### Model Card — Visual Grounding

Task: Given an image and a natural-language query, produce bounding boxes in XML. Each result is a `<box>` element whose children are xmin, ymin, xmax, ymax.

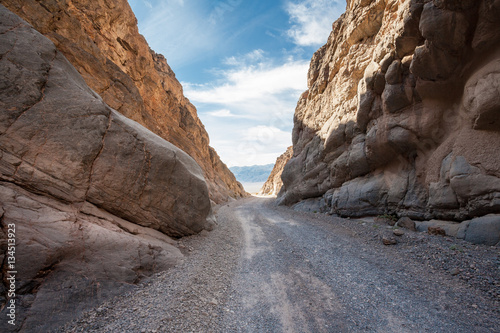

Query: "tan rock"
<box><xmin>1</xmin><ymin>0</ymin><xmax>246</xmax><ymax>203</ymax></box>
<box><xmin>396</xmin><ymin>217</ymin><xmax>417</xmax><ymax>232</ymax></box>
<box><xmin>259</xmin><ymin>146</ymin><xmax>293</xmax><ymax>196</ymax></box>
<box><xmin>275</xmin><ymin>0</ymin><xmax>500</xmax><ymax>225</ymax></box>
<box><xmin>383</xmin><ymin>237</ymin><xmax>397</xmax><ymax>245</ymax></box>
<box><xmin>0</xmin><ymin>6</ymin><xmax>213</xmax><ymax>330</ymax></box>
<box><xmin>428</xmin><ymin>226</ymin><xmax>447</xmax><ymax>236</ymax></box>
<box><xmin>393</xmin><ymin>229</ymin><xmax>405</xmax><ymax>237</ymax></box>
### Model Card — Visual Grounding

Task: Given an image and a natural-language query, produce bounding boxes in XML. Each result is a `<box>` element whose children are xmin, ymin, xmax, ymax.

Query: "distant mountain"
<box><xmin>230</xmin><ymin>164</ymin><xmax>274</xmax><ymax>183</ymax></box>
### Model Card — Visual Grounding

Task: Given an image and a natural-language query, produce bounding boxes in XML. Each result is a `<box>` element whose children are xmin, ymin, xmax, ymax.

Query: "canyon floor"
<box><xmin>61</xmin><ymin>197</ymin><xmax>499</xmax><ymax>333</ymax></box>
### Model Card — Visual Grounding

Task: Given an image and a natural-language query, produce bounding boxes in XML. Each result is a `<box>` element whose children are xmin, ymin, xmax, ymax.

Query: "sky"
<box><xmin>128</xmin><ymin>0</ymin><xmax>346</xmax><ymax>167</ymax></box>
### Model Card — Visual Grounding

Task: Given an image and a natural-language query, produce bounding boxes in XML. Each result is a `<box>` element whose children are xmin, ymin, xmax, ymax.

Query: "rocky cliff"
<box><xmin>0</xmin><ymin>0</ymin><xmax>246</xmax><ymax>203</ymax></box>
<box><xmin>277</xmin><ymin>0</ymin><xmax>500</xmax><ymax>222</ymax></box>
<box><xmin>259</xmin><ymin>147</ymin><xmax>293</xmax><ymax>196</ymax></box>
<box><xmin>0</xmin><ymin>5</ymin><xmax>216</xmax><ymax>331</ymax></box>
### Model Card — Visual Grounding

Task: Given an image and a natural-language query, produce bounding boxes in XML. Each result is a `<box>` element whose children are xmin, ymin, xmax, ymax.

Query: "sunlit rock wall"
<box><xmin>278</xmin><ymin>0</ymin><xmax>500</xmax><ymax>221</ymax></box>
<box><xmin>0</xmin><ymin>0</ymin><xmax>246</xmax><ymax>203</ymax></box>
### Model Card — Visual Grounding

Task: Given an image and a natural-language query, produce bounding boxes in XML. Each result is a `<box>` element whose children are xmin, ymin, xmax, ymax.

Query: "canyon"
<box><xmin>0</xmin><ymin>0</ymin><xmax>499</xmax><ymax>331</ymax></box>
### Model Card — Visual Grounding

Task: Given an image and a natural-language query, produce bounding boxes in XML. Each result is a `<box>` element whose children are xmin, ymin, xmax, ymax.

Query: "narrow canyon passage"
<box><xmin>66</xmin><ymin>197</ymin><xmax>499</xmax><ymax>333</ymax></box>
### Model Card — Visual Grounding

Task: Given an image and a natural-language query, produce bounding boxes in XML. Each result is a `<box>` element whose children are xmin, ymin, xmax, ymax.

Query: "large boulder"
<box><xmin>1</xmin><ymin>0</ymin><xmax>246</xmax><ymax>203</ymax></box>
<box><xmin>0</xmin><ymin>6</ymin><xmax>213</xmax><ymax>331</ymax></box>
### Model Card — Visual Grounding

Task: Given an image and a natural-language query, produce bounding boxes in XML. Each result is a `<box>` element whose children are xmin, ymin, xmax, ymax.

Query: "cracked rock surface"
<box><xmin>0</xmin><ymin>6</ymin><xmax>213</xmax><ymax>331</ymax></box>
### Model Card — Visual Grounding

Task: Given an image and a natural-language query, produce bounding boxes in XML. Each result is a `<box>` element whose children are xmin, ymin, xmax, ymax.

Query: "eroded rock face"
<box><xmin>0</xmin><ymin>0</ymin><xmax>246</xmax><ymax>203</ymax></box>
<box><xmin>277</xmin><ymin>0</ymin><xmax>500</xmax><ymax>222</ymax></box>
<box><xmin>0</xmin><ymin>6</ymin><xmax>212</xmax><ymax>330</ymax></box>
<box><xmin>259</xmin><ymin>147</ymin><xmax>293</xmax><ymax>196</ymax></box>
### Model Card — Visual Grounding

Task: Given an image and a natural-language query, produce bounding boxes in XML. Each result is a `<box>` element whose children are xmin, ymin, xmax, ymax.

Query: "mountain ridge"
<box><xmin>230</xmin><ymin>164</ymin><xmax>275</xmax><ymax>183</ymax></box>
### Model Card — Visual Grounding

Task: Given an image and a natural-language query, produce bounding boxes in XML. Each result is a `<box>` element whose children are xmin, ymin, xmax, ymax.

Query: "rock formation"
<box><xmin>0</xmin><ymin>5</ymin><xmax>214</xmax><ymax>330</ymax></box>
<box><xmin>276</xmin><ymin>0</ymin><xmax>500</xmax><ymax>224</ymax></box>
<box><xmin>259</xmin><ymin>147</ymin><xmax>293</xmax><ymax>196</ymax></box>
<box><xmin>0</xmin><ymin>0</ymin><xmax>246</xmax><ymax>203</ymax></box>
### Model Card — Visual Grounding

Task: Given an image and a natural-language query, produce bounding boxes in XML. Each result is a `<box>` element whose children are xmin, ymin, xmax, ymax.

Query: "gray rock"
<box><xmin>385</xmin><ymin>60</ymin><xmax>402</xmax><ymax>85</ymax></box>
<box><xmin>382</xmin><ymin>83</ymin><xmax>412</xmax><ymax>113</ymax></box>
<box><xmin>463</xmin><ymin>59</ymin><xmax>500</xmax><ymax>131</ymax></box>
<box><xmin>273</xmin><ymin>0</ymin><xmax>500</xmax><ymax>226</ymax></box>
<box><xmin>464</xmin><ymin>215</ymin><xmax>500</xmax><ymax>246</ymax></box>
<box><xmin>292</xmin><ymin>197</ymin><xmax>327</xmax><ymax>213</ymax></box>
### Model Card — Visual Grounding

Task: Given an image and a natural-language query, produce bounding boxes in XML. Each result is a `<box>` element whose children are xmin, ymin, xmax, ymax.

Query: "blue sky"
<box><xmin>129</xmin><ymin>0</ymin><xmax>346</xmax><ymax>166</ymax></box>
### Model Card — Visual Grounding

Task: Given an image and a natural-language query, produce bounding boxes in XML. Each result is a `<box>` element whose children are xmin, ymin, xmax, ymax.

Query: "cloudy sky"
<box><xmin>128</xmin><ymin>0</ymin><xmax>346</xmax><ymax>167</ymax></box>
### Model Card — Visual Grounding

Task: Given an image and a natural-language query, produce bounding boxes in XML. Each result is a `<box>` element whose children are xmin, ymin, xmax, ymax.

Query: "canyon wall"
<box><xmin>0</xmin><ymin>0</ymin><xmax>246</xmax><ymax>203</ymax></box>
<box><xmin>0</xmin><ymin>5</ymin><xmax>217</xmax><ymax>331</ymax></box>
<box><xmin>260</xmin><ymin>147</ymin><xmax>293</xmax><ymax>196</ymax></box>
<box><xmin>277</xmin><ymin>0</ymin><xmax>500</xmax><ymax>221</ymax></box>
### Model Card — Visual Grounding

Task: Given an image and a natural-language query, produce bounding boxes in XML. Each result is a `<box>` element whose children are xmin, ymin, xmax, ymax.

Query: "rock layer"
<box><xmin>0</xmin><ymin>0</ymin><xmax>246</xmax><ymax>203</ymax></box>
<box><xmin>0</xmin><ymin>6</ymin><xmax>212</xmax><ymax>330</ymax></box>
<box><xmin>277</xmin><ymin>0</ymin><xmax>500</xmax><ymax>222</ymax></box>
<box><xmin>259</xmin><ymin>147</ymin><xmax>293</xmax><ymax>196</ymax></box>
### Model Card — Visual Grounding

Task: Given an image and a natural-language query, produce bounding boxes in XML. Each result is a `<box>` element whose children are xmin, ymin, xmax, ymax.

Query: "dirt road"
<box><xmin>64</xmin><ymin>197</ymin><xmax>499</xmax><ymax>332</ymax></box>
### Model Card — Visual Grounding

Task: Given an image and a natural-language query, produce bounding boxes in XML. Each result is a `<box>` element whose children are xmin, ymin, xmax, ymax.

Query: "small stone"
<box><xmin>396</xmin><ymin>217</ymin><xmax>416</xmax><ymax>231</ymax></box>
<box><xmin>428</xmin><ymin>226</ymin><xmax>446</xmax><ymax>236</ymax></box>
<box><xmin>450</xmin><ymin>268</ymin><xmax>460</xmax><ymax>276</ymax></box>
<box><xmin>393</xmin><ymin>229</ymin><xmax>404</xmax><ymax>236</ymax></box>
<box><xmin>383</xmin><ymin>237</ymin><xmax>397</xmax><ymax>245</ymax></box>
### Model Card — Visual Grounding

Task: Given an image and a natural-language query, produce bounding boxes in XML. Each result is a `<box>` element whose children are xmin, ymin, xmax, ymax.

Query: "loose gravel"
<box><xmin>59</xmin><ymin>197</ymin><xmax>499</xmax><ymax>332</ymax></box>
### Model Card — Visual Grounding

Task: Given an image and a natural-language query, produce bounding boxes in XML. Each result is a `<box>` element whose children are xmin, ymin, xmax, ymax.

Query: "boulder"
<box><xmin>0</xmin><ymin>183</ymin><xmax>183</xmax><ymax>332</ymax></box>
<box><xmin>1</xmin><ymin>0</ymin><xmax>246</xmax><ymax>203</ymax></box>
<box><xmin>464</xmin><ymin>215</ymin><xmax>500</xmax><ymax>246</ymax></box>
<box><xmin>0</xmin><ymin>6</ymin><xmax>213</xmax><ymax>330</ymax></box>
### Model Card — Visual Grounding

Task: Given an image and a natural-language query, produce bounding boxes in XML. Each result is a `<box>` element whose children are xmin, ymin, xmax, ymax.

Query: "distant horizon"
<box><xmin>128</xmin><ymin>0</ymin><xmax>346</xmax><ymax>167</ymax></box>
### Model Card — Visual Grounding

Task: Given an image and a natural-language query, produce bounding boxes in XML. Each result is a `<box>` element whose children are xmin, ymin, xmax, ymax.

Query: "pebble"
<box><xmin>393</xmin><ymin>229</ymin><xmax>404</xmax><ymax>236</ymax></box>
<box><xmin>383</xmin><ymin>237</ymin><xmax>397</xmax><ymax>245</ymax></box>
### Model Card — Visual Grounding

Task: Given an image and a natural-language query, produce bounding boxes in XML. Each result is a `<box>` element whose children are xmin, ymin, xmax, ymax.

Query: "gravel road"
<box><xmin>62</xmin><ymin>197</ymin><xmax>499</xmax><ymax>332</ymax></box>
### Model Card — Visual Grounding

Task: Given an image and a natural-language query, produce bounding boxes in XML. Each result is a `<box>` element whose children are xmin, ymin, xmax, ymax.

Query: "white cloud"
<box><xmin>223</xmin><ymin>49</ymin><xmax>265</xmax><ymax>66</ymax></box>
<box><xmin>183</xmin><ymin>56</ymin><xmax>308</xmax><ymax>107</ymax></box>
<box><xmin>208</xmin><ymin>109</ymin><xmax>240</xmax><ymax>117</ymax></box>
<box><xmin>209</xmin><ymin>125</ymin><xmax>292</xmax><ymax>167</ymax></box>
<box><xmin>286</xmin><ymin>0</ymin><xmax>344</xmax><ymax>46</ymax></box>
<box><xmin>182</xmin><ymin>51</ymin><xmax>307</xmax><ymax>166</ymax></box>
